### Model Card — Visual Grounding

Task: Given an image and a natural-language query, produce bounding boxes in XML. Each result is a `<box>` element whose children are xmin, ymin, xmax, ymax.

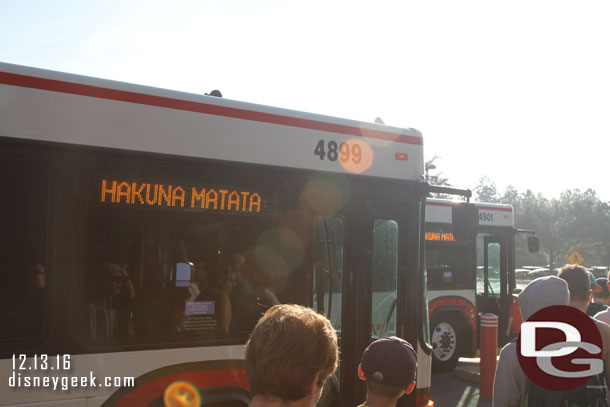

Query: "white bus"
<box><xmin>0</xmin><ymin>62</ymin><xmax>464</xmax><ymax>407</ymax></box>
<box><xmin>425</xmin><ymin>198</ymin><xmax>538</xmax><ymax>371</ymax></box>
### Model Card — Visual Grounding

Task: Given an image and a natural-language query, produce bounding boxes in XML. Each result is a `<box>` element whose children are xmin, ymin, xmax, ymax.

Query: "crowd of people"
<box><xmin>245</xmin><ymin>303</ymin><xmax>417</xmax><ymax>407</ymax></box>
<box><xmin>83</xmin><ymin>251</ymin><xmax>286</xmax><ymax>339</ymax></box>
<box><xmin>241</xmin><ymin>264</ymin><xmax>610</xmax><ymax>407</ymax></box>
<box><xmin>493</xmin><ymin>264</ymin><xmax>610</xmax><ymax>407</ymax></box>
<box><xmin>22</xmin><ymin>257</ymin><xmax>609</xmax><ymax>406</ymax></box>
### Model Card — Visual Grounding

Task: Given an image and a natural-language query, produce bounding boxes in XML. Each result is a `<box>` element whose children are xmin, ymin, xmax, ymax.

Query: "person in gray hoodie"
<box><xmin>492</xmin><ymin>276</ymin><xmax>570</xmax><ymax>407</ymax></box>
<box><xmin>493</xmin><ymin>273</ymin><xmax>610</xmax><ymax>407</ymax></box>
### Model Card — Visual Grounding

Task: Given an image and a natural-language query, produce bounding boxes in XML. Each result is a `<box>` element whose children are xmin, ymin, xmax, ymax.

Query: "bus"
<box><xmin>425</xmin><ymin>198</ymin><xmax>538</xmax><ymax>371</ymax></box>
<box><xmin>0</xmin><ymin>62</ymin><xmax>476</xmax><ymax>407</ymax></box>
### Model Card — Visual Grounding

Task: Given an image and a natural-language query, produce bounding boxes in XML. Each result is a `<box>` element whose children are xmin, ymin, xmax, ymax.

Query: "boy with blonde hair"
<box><xmin>245</xmin><ymin>304</ymin><xmax>338</xmax><ymax>407</ymax></box>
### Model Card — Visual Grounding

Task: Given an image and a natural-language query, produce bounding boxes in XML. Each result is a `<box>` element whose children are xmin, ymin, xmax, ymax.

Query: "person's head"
<box><xmin>245</xmin><ymin>304</ymin><xmax>338</xmax><ymax>405</ymax></box>
<box><xmin>193</xmin><ymin>261</ymin><xmax>208</xmax><ymax>287</ymax></box>
<box><xmin>229</xmin><ymin>254</ymin><xmax>245</xmax><ymax>285</ymax></box>
<box><xmin>593</xmin><ymin>278</ymin><xmax>610</xmax><ymax>305</ymax></box>
<box><xmin>103</xmin><ymin>263</ymin><xmax>124</xmax><ymax>296</ymax></box>
<box><xmin>357</xmin><ymin>336</ymin><xmax>417</xmax><ymax>401</ymax></box>
<box><xmin>30</xmin><ymin>263</ymin><xmax>46</xmax><ymax>288</ymax></box>
<box><xmin>216</xmin><ymin>254</ymin><xmax>245</xmax><ymax>293</ymax></box>
<box><xmin>230</xmin><ymin>253</ymin><xmax>246</xmax><ymax>273</ymax></box>
<box><xmin>518</xmin><ymin>276</ymin><xmax>570</xmax><ymax>321</ymax></box>
<box><xmin>558</xmin><ymin>264</ymin><xmax>591</xmax><ymax>312</ymax></box>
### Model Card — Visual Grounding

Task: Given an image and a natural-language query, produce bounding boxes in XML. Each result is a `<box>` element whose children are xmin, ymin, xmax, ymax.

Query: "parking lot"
<box><xmin>431</xmin><ymin>360</ymin><xmax>491</xmax><ymax>407</ymax></box>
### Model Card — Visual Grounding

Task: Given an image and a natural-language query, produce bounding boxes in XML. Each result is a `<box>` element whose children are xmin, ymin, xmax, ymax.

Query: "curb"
<box><xmin>453</xmin><ymin>356</ymin><xmax>500</xmax><ymax>385</ymax></box>
<box><xmin>453</xmin><ymin>365</ymin><xmax>480</xmax><ymax>384</ymax></box>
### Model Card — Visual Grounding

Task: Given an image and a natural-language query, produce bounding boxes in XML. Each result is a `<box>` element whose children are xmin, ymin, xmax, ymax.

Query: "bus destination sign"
<box><xmin>99</xmin><ymin>179</ymin><xmax>263</xmax><ymax>214</ymax></box>
<box><xmin>425</xmin><ymin>232</ymin><xmax>456</xmax><ymax>242</ymax></box>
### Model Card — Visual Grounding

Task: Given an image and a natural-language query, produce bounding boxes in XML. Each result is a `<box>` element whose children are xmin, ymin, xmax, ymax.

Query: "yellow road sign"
<box><xmin>568</xmin><ymin>251</ymin><xmax>584</xmax><ymax>265</ymax></box>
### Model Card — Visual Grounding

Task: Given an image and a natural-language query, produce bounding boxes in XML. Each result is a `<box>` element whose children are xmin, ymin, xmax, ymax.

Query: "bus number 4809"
<box><xmin>314</xmin><ymin>139</ymin><xmax>362</xmax><ymax>164</ymax></box>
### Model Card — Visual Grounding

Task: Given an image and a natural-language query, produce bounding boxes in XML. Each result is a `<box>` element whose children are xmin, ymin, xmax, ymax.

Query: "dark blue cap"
<box><xmin>360</xmin><ymin>336</ymin><xmax>417</xmax><ymax>387</ymax></box>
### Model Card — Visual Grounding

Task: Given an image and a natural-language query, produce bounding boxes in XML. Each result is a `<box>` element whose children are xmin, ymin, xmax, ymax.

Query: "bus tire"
<box><xmin>430</xmin><ymin>315</ymin><xmax>461</xmax><ymax>372</ymax></box>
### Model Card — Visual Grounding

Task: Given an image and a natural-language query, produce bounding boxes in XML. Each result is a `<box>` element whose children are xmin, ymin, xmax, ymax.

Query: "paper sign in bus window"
<box><xmin>185</xmin><ymin>301</ymin><xmax>215</xmax><ymax>316</ymax></box>
<box><xmin>443</xmin><ymin>271</ymin><xmax>453</xmax><ymax>284</ymax></box>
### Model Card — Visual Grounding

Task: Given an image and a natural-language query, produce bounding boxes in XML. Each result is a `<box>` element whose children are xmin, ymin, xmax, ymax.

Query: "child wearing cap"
<box><xmin>587</xmin><ymin>272</ymin><xmax>609</xmax><ymax>316</ymax></box>
<box><xmin>357</xmin><ymin>336</ymin><xmax>417</xmax><ymax>407</ymax></box>
<box><xmin>593</xmin><ymin>278</ymin><xmax>610</xmax><ymax>306</ymax></box>
<box><xmin>594</xmin><ymin>277</ymin><xmax>610</xmax><ymax>325</ymax></box>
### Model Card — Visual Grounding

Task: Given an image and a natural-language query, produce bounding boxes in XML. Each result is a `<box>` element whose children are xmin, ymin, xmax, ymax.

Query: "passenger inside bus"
<box><xmin>210</xmin><ymin>254</ymin><xmax>245</xmax><ymax>333</ymax></box>
<box><xmin>230</xmin><ymin>253</ymin><xmax>285</xmax><ymax>333</ymax></box>
<box><xmin>81</xmin><ymin>217</ymin><xmax>300</xmax><ymax>340</ymax></box>
<box><xmin>87</xmin><ymin>262</ymin><xmax>135</xmax><ymax>339</ymax></box>
<box><xmin>8</xmin><ymin>262</ymin><xmax>47</xmax><ymax>338</ymax></box>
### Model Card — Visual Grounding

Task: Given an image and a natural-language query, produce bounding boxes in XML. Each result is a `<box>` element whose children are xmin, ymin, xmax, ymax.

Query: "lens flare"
<box><xmin>303</xmin><ymin>173</ymin><xmax>351</xmax><ymax>216</ymax></box>
<box><xmin>163</xmin><ymin>381</ymin><xmax>201</xmax><ymax>407</ymax></box>
<box><xmin>339</xmin><ymin>138</ymin><xmax>374</xmax><ymax>174</ymax></box>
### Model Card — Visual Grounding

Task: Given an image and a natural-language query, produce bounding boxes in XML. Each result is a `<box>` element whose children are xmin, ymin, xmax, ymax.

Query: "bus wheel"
<box><xmin>431</xmin><ymin>317</ymin><xmax>460</xmax><ymax>372</ymax></box>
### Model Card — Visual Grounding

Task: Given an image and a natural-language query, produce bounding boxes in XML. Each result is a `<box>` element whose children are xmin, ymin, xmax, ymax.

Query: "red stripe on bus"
<box><xmin>475</xmin><ymin>205</ymin><xmax>512</xmax><ymax>212</ymax></box>
<box><xmin>425</xmin><ymin>201</ymin><xmax>512</xmax><ymax>212</ymax></box>
<box><xmin>111</xmin><ymin>368</ymin><xmax>248</xmax><ymax>407</ymax></box>
<box><xmin>0</xmin><ymin>71</ymin><xmax>423</xmax><ymax>145</ymax></box>
<box><xmin>429</xmin><ymin>296</ymin><xmax>477</xmax><ymax>355</ymax></box>
<box><xmin>425</xmin><ymin>202</ymin><xmax>453</xmax><ymax>207</ymax></box>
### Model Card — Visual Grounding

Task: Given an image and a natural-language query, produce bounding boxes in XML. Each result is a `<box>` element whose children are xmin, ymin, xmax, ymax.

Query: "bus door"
<box><xmin>478</xmin><ymin>234</ymin><xmax>509</xmax><ymax>343</ymax></box>
<box><xmin>342</xmin><ymin>199</ymin><xmax>416</xmax><ymax>407</ymax></box>
<box><xmin>314</xmin><ymin>196</ymin><xmax>418</xmax><ymax>407</ymax></box>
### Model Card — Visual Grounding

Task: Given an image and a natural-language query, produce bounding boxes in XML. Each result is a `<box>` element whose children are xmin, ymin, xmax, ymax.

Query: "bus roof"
<box><xmin>0</xmin><ymin>62</ymin><xmax>424</xmax><ymax>181</ymax></box>
<box><xmin>425</xmin><ymin>198</ymin><xmax>514</xmax><ymax>228</ymax></box>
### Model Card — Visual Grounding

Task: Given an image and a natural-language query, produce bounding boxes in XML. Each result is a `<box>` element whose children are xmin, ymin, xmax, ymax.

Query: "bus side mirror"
<box><xmin>527</xmin><ymin>236</ymin><xmax>540</xmax><ymax>253</ymax></box>
<box><xmin>452</xmin><ymin>202</ymin><xmax>479</xmax><ymax>241</ymax></box>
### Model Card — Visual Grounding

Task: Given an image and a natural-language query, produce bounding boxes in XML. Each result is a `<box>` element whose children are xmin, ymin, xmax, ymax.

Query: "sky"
<box><xmin>3</xmin><ymin>0</ymin><xmax>610</xmax><ymax>201</ymax></box>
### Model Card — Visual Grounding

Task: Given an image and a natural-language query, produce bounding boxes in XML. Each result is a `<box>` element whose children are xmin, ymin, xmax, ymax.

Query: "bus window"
<box><xmin>486</xmin><ymin>242</ymin><xmax>502</xmax><ymax>296</ymax></box>
<box><xmin>313</xmin><ymin>217</ymin><xmax>344</xmax><ymax>334</ymax></box>
<box><xmin>426</xmin><ymin>245</ymin><xmax>470</xmax><ymax>289</ymax></box>
<box><xmin>0</xmin><ymin>157</ymin><xmax>50</xmax><ymax>342</ymax></box>
<box><xmin>313</xmin><ymin>217</ymin><xmax>344</xmax><ymax>407</ymax></box>
<box><xmin>79</xmin><ymin>166</ymin><xmax>297</xmax><ymax>343</ymax></box>
<box><xmin>476</xmin><ymin>234</ymin><xmax>487</xmax><ymax>294</ymax></box>
<box><xmin>371</xmin><ymin>219</ymin><xmax>398</xmax><ymax>339</ymax></box>
<box><xmin>476</xmin><ymin>234</ymin><xmax>502</xmax><ymax>297</ymax></box>
<box><xmin>82</xmin><ymin>215</ymin><xmax>298</xmax><ymax>341</ymax></box>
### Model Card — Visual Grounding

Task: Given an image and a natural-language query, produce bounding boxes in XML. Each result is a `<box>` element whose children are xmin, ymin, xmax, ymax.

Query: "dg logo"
<box><xmin>517</xmin><ymin>305</ymin><xmax>603</xmax><ymax>390</ymax></box>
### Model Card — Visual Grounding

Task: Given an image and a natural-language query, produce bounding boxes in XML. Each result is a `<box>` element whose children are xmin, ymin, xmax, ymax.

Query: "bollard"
<box><xmin>480</xmin><ymin>313</ymin><xmax>498</xmax><ymax>399</ymax></box>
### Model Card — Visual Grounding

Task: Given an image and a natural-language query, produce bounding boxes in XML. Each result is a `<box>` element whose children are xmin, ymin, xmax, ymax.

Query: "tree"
<box><xmin>500</xmin><ymin>185</ymin><xmax>520</xmax><ymax>208</ymax></box>
<box><xmin>425</xmin><ymin>155</ymin><xmax>453</xmax><ymax>199</ymax></box>
<box><xmin>484</xmin><ymin>183</ymin><xmax>610</xmax><ymax>270</ymax></box>
<box><xmin>553</xmin><ymin>189</ymin><xmax>610</xmax><ymax>267</ymax></box>
<box><xmin>474</xmin><ymin>176</ymin><xmax>499</xmax><ymax>203</ymax></box>
<box><xmin>425</xmin><ymin>155</ymin><xmax>451</xmax><ymax>186</ymax></box>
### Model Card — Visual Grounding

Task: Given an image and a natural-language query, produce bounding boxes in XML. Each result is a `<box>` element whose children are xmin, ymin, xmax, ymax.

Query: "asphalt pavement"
<box><xmin>430</xmin><ymin>359</ymin><xmax>492</xmax><ymax>407</ymax></box>
<box><xmin>429</xmin><ymin>279</ymin><xmax>531</xmax><ymax>406</ymax></box>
